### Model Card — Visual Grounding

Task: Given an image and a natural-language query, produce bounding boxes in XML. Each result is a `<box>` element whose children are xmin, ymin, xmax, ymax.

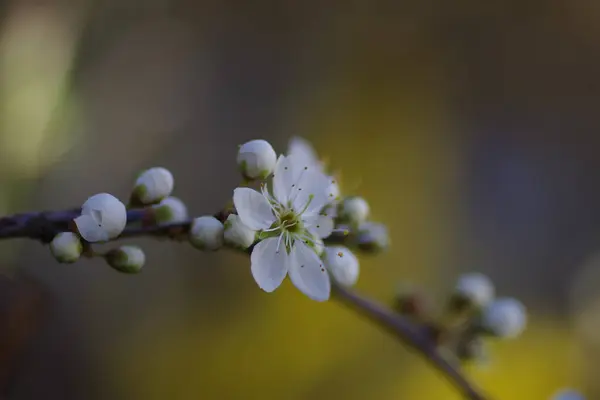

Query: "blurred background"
<box><xmin>0</xmin><ymin>0</ymin><xmax>599</xmax><ymax>399</ymax></box>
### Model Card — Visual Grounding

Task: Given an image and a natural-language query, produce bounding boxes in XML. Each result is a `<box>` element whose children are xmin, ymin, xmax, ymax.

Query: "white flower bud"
<box><xmin>133</xmin><ymin>167</ymin><xmax>174</xmax><ymax>204</ymax></box>
<box><xmin>454</xmin><ymin>272</ymin><xmax>495</xmax><ymax>308</ymax></box>
<box><xmin>189</xmin><ymin>216</ymin><xmax>224</xmax><ymax>250</ymax></box>
<box><xmin>49</xmin><ymin>232</ymin><xmax>82</xmax><ymax>263</ymax></box>
<box><xmin>237</xmin><ymin>139</ymin><xmax>277</xmax><ymax>180</ymax></box>
<box><xmin>74</xmin><ymin>193</ymin><xmax>127</xmax><ymax>242</ymax></box>
<box><xmin>339</xmin><ymin>196</ymin><xmax>370</xmax><ymax>224</ymax></box>
<box><xmin>481</xmin><ymin>297</ymin><xmax>527</xmax><ymax>339</ymax></box>
<box><xmin>105</xmin><ymin>245</ymin><xmax>145</xmax><ymax>273</ymax></box>
<box><xmin>550</xmin><ymin>389</ymin><xmax>585</xmax><ymax>400</ymax></box>
<box><xmin>357</xmin><ymin>222</ymin><xmax>389</xmax><ymax>251</ymax></box>
<box><xmin>152</xmin><ymin>196</ymin><xmax>188</xmax><ymax>224</ymax></box>
<box><xmin>224</xmin><ymin>214</ymin><xmax>256</xmax><ymax>249</ymax></box>
<box><xmin>324</xmin><ymin>246</ymin><xmax>359</xmax><ymax>287</ymax></box>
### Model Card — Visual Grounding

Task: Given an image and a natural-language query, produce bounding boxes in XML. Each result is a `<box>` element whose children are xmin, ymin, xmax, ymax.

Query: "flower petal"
<box><xmin>250</xmin><ymin>236</ymin><xmax>289</xmax><ymax>292</ymax></box>
<box><xmin>288</xmin><ymin>137</ymin><xmax>320</xmax><ymax>169</ymax></box>
<box><xmin>74</xmin><ymin>215</ymin><xmax>110</xmax><ymax>242</ymax></box>
<box><xmin>288</xmin><ymin>241</ymin><xmax>331</xmax><ymax>301</ymax></box>
<box><xmin>290</xmin><ymin>170</ymin><xmax>333</xmax><ymax>215</ymax></box>
<box><xmin>273</xmin><ymin>155</ymin><xmax>299</xmax><ymax>204</ymax></box>
<box><xmin>233</xmin><ymin>188</ymin><xmax>276</xmax><ymax>231</ymax></box>
<box><xmin>303</xmin><ymin>214</ymin><xmax>334</xmax><ymax>238</ymax></box>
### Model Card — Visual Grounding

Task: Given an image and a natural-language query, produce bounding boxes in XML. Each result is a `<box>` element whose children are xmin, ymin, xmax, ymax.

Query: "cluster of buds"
<box><xmin>394</xmin><ymin>272</ymin><xmax>527</xmax><ymax>365</ymax></box>
<box><xmin>46</xmin><ymin>137</ymin><xmax>389</xmax><ymax>302</ymax></box>
<box><xmin>48</xmin><ymin>166</ymin><xmax>183</xmax><ymax>273</ymax></box>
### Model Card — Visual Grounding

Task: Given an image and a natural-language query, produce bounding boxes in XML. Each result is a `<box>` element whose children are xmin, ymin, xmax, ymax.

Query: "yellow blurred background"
<box><xmin>0</xmin><ymin>1</ymin><xmax>599</xmax><ymax>399</ymax></box>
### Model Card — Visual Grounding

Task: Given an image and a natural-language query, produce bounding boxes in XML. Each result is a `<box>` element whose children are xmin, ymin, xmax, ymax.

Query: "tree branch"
<box><xmin>0</xmin><ymin>208</ymin><xmax>488</xmax><ymax>400</ymax></box>
<box><xmin>331</xmin><ymin>283</ymin><xmax>488</xmax><ymax>400</ymax></box>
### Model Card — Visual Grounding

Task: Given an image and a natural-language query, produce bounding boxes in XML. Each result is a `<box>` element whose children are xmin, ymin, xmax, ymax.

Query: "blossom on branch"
<box><xmin>233</xmin><ymin>154</ymin><xmax>338</xmax><ymax>301</ymax></box>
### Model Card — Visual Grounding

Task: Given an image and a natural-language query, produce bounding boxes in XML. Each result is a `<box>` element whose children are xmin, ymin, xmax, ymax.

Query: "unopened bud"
<box><xmin>224</xmin><ymin>214</ymin><xmax>256</xmax><ymax>249</ymax></box>
<box><xmin>50</xmin><ymin>232</ymin><xmax>82</xmax><ymax>263</ymax></box>
<box><xmin>189</xmin><ymin>216</ymin><xmax>224</xmax><ymax>250</ymax></box>
<box><xmin>480</xmin><ymin>297</ymin><xmax>527</xmax><ymax>339</ymax></box>
<box><xmin>152</xmin><ymin>196</ymin><xmax>188</xmax><ymax>224</ymax></box>
<box><xmin>237</xmin><ymin>139</ymin><xmax>277</xmax><ymax>180</ymax></box>
<box><xmin>133</xmin><ymin>167</ymin><xmax>174</xmax><ymax>205</ymax></box>
<box><xmin>357</xmin><ymin>221</ymin><xmax>389</xmax><ymax>252</ymax></box>
<box><xmin>393</xmin><ymin>284</ymin><xmax>430</xmax><ymax>318</ymax></box>
<box><xmin>324</xmin><ymin>246</ymin><xmax>359</xmax><ymax>286</ymax></box>
<box><xmin>339</xmin><ymin>196</ymin><xmax>370</xmax><ymax>225</ymax></box>
<box><xmin>452</xmin><ymin>272</ymin><xmax>495</xmax><ymax>309</ymax></box>
<box><xmin>74</xmin><ymin>193</ymin><xmax>127</xmax><ymax>242</ymax></box>
<box><xmin>105</xmin><ymin>245</ymin><xmax>145</xmax><ymax>273</ymax></box>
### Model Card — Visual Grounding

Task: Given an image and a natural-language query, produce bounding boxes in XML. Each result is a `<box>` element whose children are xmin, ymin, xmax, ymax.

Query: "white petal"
<box><xmin>233</xmin><ymin>188</ymin><xmax>276</xmax><ymax>231</ymax></box>
<box><xmin>290</xmin><ymin>170</ymin><xmax>333</xmax><ymax>215</ymax></box>
<box><xmin>303</xmin><ymin>214</ymin><xmax>334</xmax><ymax>238</ymax></box>
<box><xmin>250</xmin><ymin>237</ymin><xmax>289</xmax><ymax>292</ymax></box>
<box><xmin>288</xmin><ymin>241</ymin><xmax>330</xmax><ymax>301</ymax></box>
<box><xmin>74</xmin><ymin>215</ymin><xmax>110</xmax><ymax>242</ymax></box>
<box><xmin>288</xmin><ymin>137</ymin><xmax>320</xmax><ymax>168</ymax></box>
<box><xmin>273</xmin><ymin>155</ymin><xmax>300</xmax><ymax>204</ymax></box>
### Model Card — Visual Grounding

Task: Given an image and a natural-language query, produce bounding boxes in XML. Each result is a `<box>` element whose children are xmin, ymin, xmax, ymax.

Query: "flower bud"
<box><xmin>152</xmin><ymin>196</ymin><xmax>188</xmax><ymax>225</ymax></box>
<box><xmin>339</xmin><ymin>196</ymin><xmax>370</xmax><ymax>225</ymax></box>
<box><xmin>189</xmin><ymin>216</ymin><xmax>224</xmax><ymax>250</ymax></box>
<box><xmin>74</xmin><ymin>193</ymin><xmax>127</xmax><ymax>242</ymax></box>
<box><xmin>480</xmin><ymin>297</ymin><xmax>527</xmax><ymax>339</ymax></box>
<box><xmin>452</xmin><ymin>272</ymin><xmax>495</xmax><ymax>309</ymax></box>
<box><xmin>550</xmin><ymin>389</ymin><xmax>585</xmax><ymax>400</ymax></box>
<box><xmin>133</xmin><ymin>167</ymin><xmax>174</xmax><ymax>205</ymax></box>
<box><xmin>357</xmin><ymin>221</ymin><xmax>389</xmax><ymax>252</ymax></box>
<box><xmin>324</xmin><ymin>246</ymin><xmax>359</xmax><ymax>287</ymax></box>
<box><xmin>393</xmin><ymin>284</ymin><xmax>430</xmax><ymax>318</ymax></box>
<box><xmin>237</xmin><ymin>139</ymin><xmax>277</xmax><ymax>180</ymax></box>
<box><xmin>223</xmin><ymin>214</ymin><xmax>256</xmax><ymax>249</ymax></box>
<box><xmin>105</xmin><ymin>245</ymin><xmax>145</xmax><ymax>273</ymax></box>
<box><xmin>49</xmin><ymin>232</ymin><xmax>82</xmax><ymax>263</ymax></box>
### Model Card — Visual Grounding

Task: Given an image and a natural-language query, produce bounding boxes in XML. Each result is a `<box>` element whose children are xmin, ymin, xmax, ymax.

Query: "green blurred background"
<box><xmin>1</xmin><ymin>1</ymin><xmax>599</xmax><ymax>399</ymax></box>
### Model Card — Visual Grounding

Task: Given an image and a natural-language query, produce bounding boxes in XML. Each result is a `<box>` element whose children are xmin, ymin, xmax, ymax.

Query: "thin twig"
<box><xmin>331</xmin><ymin>283</ymin><xmax>488</xmax><ymax>400</ymax></box>
<box><xmin>0</xmin><ymin>208</ymin><xmax>488</xmax><ymax>399</ymax></box>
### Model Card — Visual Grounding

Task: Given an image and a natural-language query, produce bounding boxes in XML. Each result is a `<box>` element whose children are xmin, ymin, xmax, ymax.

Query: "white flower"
<box><xmin>324</xmin><ymin>246</ymin><xmax>359</xmax><ymax>287</ymax></box>
<box><xmin>454</xmin><ymin>273</ymin><xmax>495</xmax><ymax>308</ymax></box>
<box><xmin>339</xmin><ymin>196</ymin><xmax>370</xmax><ymax>224</ymax></box>
<box><xmin>237</xmin><ymin>139</ymin><xmax>277</xmax><ymax>180</ymax></box>
<box><xmin>152</xmin><ymin>196</ymin><xmax>188</xmax><ymax>224</ymax></box>
<box><xmin>233</xmin><ymin>155</ymin><xmax>337</xmax><ymax>301</ymax></box>
<box><xmin>189</xmin><ymin>216</ymin><xmax>224</xmax><ymax>250</ymax></box>
<box><xmin>50</xmin><ymin>232</ymin><xmax>82</xmax><ymax>263</ymax></box>
<box><xmin>224</xmin><ymin>214</ymin><xmax>256</xmax><ymax>249</ymax></box>
<box><xmin>133</xmin><ymin>167</ymin><xmax>174</xmax><ymax>204</ymax></box>
<box><xmin>550</xmin><ymin>389</ymin><xmax>585</xmax><ymax>400</ymax></box>
<box><xmin>106</xmin><ymin>245</ymin><xmax>145</xmax><ymax>273</ymax></box>
<box><xmin>74</xmin><ymin>193</ymin><xmax>127</xmax><ymax>242</ymax></box>
<box><xmin>481</xmin><ymin>297</ymin><xmax>527</xmax><ymax>338</ymax></box>
<box><xmin>357</xmin><ymin>221</ymin><xmax>389</xmax><ymax>251</ymax></box>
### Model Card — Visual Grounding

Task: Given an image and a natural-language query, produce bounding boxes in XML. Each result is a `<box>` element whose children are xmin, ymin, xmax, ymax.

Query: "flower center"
<box><xmin>278</xmin><ymin>210</ymin><xmax>303</xmax><ymax>234</ymax></box>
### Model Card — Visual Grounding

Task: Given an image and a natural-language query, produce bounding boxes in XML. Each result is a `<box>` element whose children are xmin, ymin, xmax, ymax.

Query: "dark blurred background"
<box><xmin>1</xmin><ymin>1</ymin><xmax>599</xmax><ymax>399</ymax></box>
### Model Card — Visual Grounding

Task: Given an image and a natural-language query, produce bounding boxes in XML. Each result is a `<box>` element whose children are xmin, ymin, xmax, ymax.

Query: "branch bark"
<box><xmin>0</xmin><ymin>208</ymin><xmax>488</xmax><ymax>400</ymax></box>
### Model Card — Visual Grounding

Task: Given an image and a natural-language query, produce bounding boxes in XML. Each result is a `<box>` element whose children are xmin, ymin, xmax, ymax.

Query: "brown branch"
<box><xmin>331</xmin><ymin>283</ymin><xmax>488</xmax><ymax>400</ymax></box>
<box><xmin>0</xmin><ymin>208</ymin><xmax>488</xmax><ymax>399</ymax></box>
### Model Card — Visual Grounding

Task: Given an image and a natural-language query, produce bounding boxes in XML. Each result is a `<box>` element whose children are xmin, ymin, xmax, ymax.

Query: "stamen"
<box><xmin>275</xmin><ymin>233</ymin><xmax>285</xmax><ymax>253</ymax></box>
